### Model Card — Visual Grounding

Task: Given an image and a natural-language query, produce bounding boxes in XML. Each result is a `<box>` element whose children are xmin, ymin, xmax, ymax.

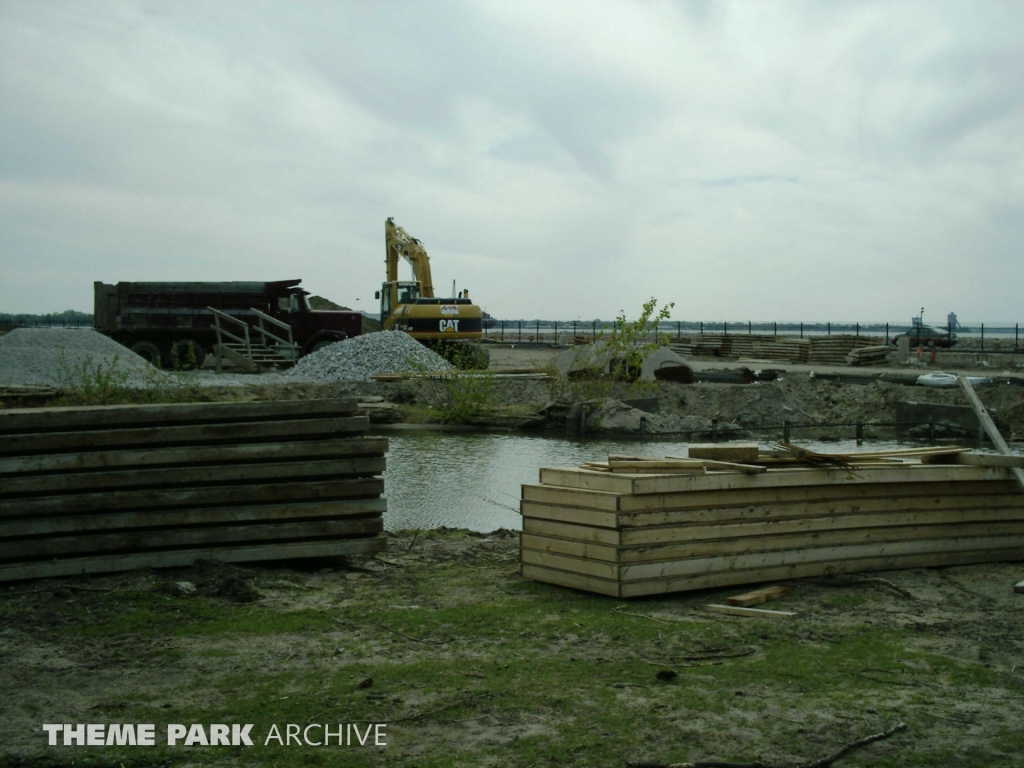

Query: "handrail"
<box><xmin>248</xmin><ymin>307</ymin><xmax>291</xmax><ymax>333</ymax></box>
<box><xmin>207</xmin><ymin>307</ymin><xmax>251</xmax><ymax>347</ymax></box>
<box><xmin>207</xmin><ymin>307</ymin><xmax>252</xmax><ymax>373</ymax></box>
<box><xmin>248</xmin><ymin>307</ymin><xmax>298</xmax><ymax>357</ymax></box>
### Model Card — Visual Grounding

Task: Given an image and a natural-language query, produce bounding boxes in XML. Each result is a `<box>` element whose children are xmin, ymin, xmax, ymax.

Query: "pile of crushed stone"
<box><xmin>0</xmin><ymin>328</ymin><xmax>168</xmax><ymax>388</ymax></box>
<box><xmin>288</xmin><ymin>331</ymin><xmax>453</xmax><ymax>382</ymax></box>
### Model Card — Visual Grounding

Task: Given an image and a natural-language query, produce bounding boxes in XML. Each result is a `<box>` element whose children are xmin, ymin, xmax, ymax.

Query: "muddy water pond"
<box><xmin>378</xmin><ymin>431</ymin><xmax>927</xmax><ymax>532</ymax></box>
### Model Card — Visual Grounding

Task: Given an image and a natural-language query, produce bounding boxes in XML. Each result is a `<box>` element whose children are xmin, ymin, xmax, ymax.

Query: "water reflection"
<box><xmin>379</xmin><ymin>431</ymin><xmax>933</xmax><ymax>532</ymax></box>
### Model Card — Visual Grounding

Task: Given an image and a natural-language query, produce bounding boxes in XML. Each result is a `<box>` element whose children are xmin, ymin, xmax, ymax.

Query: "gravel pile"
<box><xmin>288</xmin><ymin>331</ymin><xmax>453</xmax><ymax>382</ymax></box>
<box><xmin>0</xmin><ymin>328</ymin><xmax>168</xmax><ymax>387</ymax></box>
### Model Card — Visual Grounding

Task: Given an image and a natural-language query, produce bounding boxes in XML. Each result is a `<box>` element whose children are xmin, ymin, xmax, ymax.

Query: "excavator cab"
<box><xmin>377</xmin><ymin>280</ymin><xmax>422</xmax><ymax>328</ymax></box>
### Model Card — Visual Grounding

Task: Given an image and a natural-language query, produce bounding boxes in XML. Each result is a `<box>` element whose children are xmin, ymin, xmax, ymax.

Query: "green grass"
<box><xmin>4</xmin><ymin>536</ymin><xmax>1024</xmax><ymax>767</ymax></box>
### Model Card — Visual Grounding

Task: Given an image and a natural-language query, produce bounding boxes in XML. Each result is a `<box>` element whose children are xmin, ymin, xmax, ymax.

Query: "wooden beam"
<box><xmin>0</xmin><ymin>437</ymin><xmax>388</xmax><ymax>476</ymax></box>
<box><xmin>0</xmin><ymin>477</ymin><xmax>384</xmax><ymax>518</ymax></box>
<box><xmin>538</xmin><ymin>463</ymin><xmax>1011</xmax><ymax>496</ymax></box>
<box><xmin>0</xmin><ymin>398</ymin><xmax>360</xmax><ymax>434</ymax></box>
<box><xmin>522</xmin><ymin>522</ymin><xmax>1024</xmax><ymax>564</ymax></box>
<box><xmin>688</xmin><ymin>444</ymin><xmax>759</xmax><ymax>463</ymax></box>
<box><xmin>725</xmin><ymin>586</ymin><xmax>791</xmax><ymax>607</ymax></box>
<box><xmin>619</xmin><ymin>535</ymin><xmax>1024</xmax><ymax>581</ymax></box>
<box><xmin>6</xmin><ymin>517</ymin><xmax>384</xmax><ymax>560</ymax></box>
<box><xmin>958</xmin><ymin>376</ymin><xmax>1024</xmax><ymax>493</ymax></box>
<box><xmin>522</xmin><ymin>506</ymin><xmax>1024</xmax><ymax>547</ymax></box>
<box><xmin>0</xmin><ymin>536</ymin><xmax>384</xmax><ymax>582</ymax></box>
<box><xmin>0</xmin><ymin>498</ymin><xmax>387</xmax><ymax>537</ymax></box>
<box><xmin>0</xmin><ymin>456</ymin><xmax>386</xmax><ymax>496</ymax></box>
<box><xmin>0</xmin><ymin>416</ymin><xmax>370</xmax><ymax>456</ymax></box>
<box><xmin>706</xmin><ymin>604</ymin><xmax>796</xmax><ymax>619</ymax></box>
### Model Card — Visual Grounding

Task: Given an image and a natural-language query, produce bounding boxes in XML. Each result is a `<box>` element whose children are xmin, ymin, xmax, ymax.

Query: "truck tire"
<box><xmin>310</xmin><ymin>338</ymin><xmax>338</xmax><ymax>354</ymax></box>
<box><xmin>171</xmin><ymin>339</ymin><xmax>206</xmax><ymax>370</ymax></box>
<box><xmin>129</xmin><ymin>340</ymin><xmax>163</xmax><ymax>367</ymax></box>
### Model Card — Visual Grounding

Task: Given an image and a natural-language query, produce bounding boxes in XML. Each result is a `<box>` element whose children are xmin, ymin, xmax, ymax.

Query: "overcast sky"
<box><xmin>1</xmin><ymin>1</ymin><xmax>1021</xmax><ymax>323</ymax></box>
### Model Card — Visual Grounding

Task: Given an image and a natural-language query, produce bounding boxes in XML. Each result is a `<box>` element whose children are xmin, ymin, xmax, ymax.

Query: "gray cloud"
<box><xmin>1</xmin><ymin>0</ymin><xmax>1022</xmax><ymax>323</ymax></box>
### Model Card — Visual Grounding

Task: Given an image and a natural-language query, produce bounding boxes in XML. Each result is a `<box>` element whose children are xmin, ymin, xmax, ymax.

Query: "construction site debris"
<box><xmin>0</xmin><ymin>328</ymin><xmax>168</xmax><ymax>388</ymax></box>
<box><xmin>287</xmin><ymin>330</ymin><xmax>453</xmax><ymax>382</ymax></box>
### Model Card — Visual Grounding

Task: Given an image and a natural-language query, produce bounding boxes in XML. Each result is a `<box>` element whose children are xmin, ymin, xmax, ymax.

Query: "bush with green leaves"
<box><xmin>548</xmin><ymin>297</ymin><xmax>675</xmax><ymax>402</ymax></box>
<box><xmin>56</xmin><ymin>351</ymin><xmax>201</xmax><ymax>406</ymax></box>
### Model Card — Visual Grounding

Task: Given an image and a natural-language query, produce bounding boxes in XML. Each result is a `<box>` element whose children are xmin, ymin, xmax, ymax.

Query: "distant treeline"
<box><xmin>0</xmin><ymin>310</ymin><xmax>93</xmax><ymax>327</ymax></box>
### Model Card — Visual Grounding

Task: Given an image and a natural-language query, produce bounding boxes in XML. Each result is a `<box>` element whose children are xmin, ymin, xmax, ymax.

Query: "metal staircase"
<box><xmin>208</xmin><ymin>307</ymin><xmax>300</xmax><ymax>372</ymax></box>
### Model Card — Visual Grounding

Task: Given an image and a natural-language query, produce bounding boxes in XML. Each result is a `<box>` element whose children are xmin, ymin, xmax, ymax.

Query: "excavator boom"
<box><xmin>385</xmin><ymin>217</ymin><xmax>434</xmax><ymax>298</ymax></box>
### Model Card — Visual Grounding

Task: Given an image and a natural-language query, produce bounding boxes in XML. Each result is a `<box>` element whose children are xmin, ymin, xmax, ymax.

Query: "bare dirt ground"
<box><xmin>2</xmin><ymin>531</ymin><xmax>1024</xmax><ymax>767</ymax></box>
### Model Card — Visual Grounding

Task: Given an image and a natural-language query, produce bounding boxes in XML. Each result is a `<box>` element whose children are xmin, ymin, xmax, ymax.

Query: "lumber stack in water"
<box><xmin>520</xmin><ymin>450</ymin><xmax>1024</xmax><ymax>598</ymax></box>
<box><xmin>0</xmin><ymin>399</ymin><xmax>387</xmax><ymax>582</ymax></box>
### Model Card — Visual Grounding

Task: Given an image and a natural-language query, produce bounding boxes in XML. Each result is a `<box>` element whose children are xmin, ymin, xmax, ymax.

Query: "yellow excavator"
<box><xmin>376</xmin><ymin>217</ymin><xmax>488</xmax><ymax>368</ymax></box>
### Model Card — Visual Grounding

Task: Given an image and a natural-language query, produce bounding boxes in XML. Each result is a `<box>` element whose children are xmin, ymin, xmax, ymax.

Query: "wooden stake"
<box><xmin>706</xmin><ymin>604</ymin><xmax>796</xmax><ymax>619</ymax></box>
<box><xmin>958</xmin><ymin>376</ymin><xmax>1024</xmax><ymax>493</ymax></box>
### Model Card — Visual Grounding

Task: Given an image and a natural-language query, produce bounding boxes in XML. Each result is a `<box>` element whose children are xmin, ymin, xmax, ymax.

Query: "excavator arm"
<box><xmin>385</xmin><ymin>217</ymin><xmax>434</xmax><ymax>298</ymax></box>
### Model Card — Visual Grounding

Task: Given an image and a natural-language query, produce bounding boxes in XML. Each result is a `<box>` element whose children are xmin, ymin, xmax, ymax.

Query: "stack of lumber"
<box><xmin>807</xmin><ymin>335</ymin><xmax>881</xmax><ymax>364</ymax></box>
<box><xmin>0</xmin><ymin>399</ymin><xmax>387</xmax><ymax>582</ymax></box>
<box><xmin>520</xmin><ymin>445</ymin><xmax>1024</xmax><ymax>597</ymax></box>
<box><xmin>669</xmin><ymin>335</ymin><xmax>810</xmax><ymax>363</ymax></box>
<box><xmin>845</xmin><ymin>345</ymin><xmax>891</xmax><ymax>366</ymax></box>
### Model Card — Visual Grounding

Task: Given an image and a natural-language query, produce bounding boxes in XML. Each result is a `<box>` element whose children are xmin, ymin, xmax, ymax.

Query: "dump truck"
<box><xmin>93</xmin><ymin>280</ymin><xmax>362</xmax><ymax>369</ymax></box>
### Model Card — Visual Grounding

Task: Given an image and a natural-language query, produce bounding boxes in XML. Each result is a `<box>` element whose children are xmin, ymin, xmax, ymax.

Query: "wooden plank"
<box><xmin>521</xmin><ymin>518</ymin><xmax>621</xmax><ymax>546</ymax></box>
<box><xmin>603</xmin><ymin>461</ymin><xmax>706</xmax><ymax>475</ymax></box>
<box><xmin>619</xmin><ymin>535</ymin><xmax>1024</xmax><ymax>581</ymax></box>
<box><xmin>619</xmin><ymin>547</ymin><xmax>1024</xmax><ymax>597</ymax></box>
<box><xmin>522</xmin><ymin>478</ymin><xmax>1018</xmax><ymax>516</ymax></box>
<box><xmin>519</xmin><ymin>549</ymin><xmax>619</xmax><ymax>580</ymax></box>
<box><xmin>520</xmin><ymin>501</ymin><xmax>621</xmax><ymax>529</ymax></box>
<box><xmin>539</xmin><ymin>464</ymin><xmax>1011</xmax><ymax>496</ymax></box>
<box><xmin>0</xmin><ymin>416</ymin><xmax>370</xmax><ymax>456</ymax></box>
<box><xmin>0</xmin><ymin>478</ymin><xmax>384</xmax><ymax>518</ymax></box>
<box><xmin>617</xmin><ymin>479</ymin><xmax>1019</xmax><ymax>514</ymax></box>
<box><xmin>3</xmin><ymin>517</ymin><xmax>384</xmax><ymax>560</ymax></box>
<box><xmin>618</xmin><ymin>507</ymin><xmax>1024</xmax><ymax>544</ymax></box>
<box><xmin>0</xmin><ymin>498</ymin><xmax>387</xmax><ymax>537</ymax></box>
<box><xmin>521</xmin><ymin>485</ymin><xmax>621</xmax><ymax>512</ymax></box>
<box><xmin>0</xmin><ymin>398</ymin><xmax>359</xmax><ymax>434</ymax></box>
<box><xmin>726</xmin><ymin>586</ymin><xmax>791</xmax><ymax>607</ymax></box>
<box><xmin>0</xmin><ymin>437</ymin><xmax>388</xmax><ymax>476</ymax></box>
<box><xmin>522</xmin><ymin>522</ymin><xmax>1024</xmax><ymax>564</ymax></box>
<box><xmin>0</xmin><ymin>456</ymin><xmax>386</xmax><ymax>496</ymax></box>
<box><xmin>922</xmin><ymin>452</ymin><xmax>1024</xmax><ymax>469</ymax></box>
<box><xmin>958</xmin><ymin>376</ymin><xmax>1024</xmax><ymax>493</ymax></box>
<box><xmin>519</xmin><ymin>534</ymin><xmax>619</xmax><ymax>563</ymax></box>
<box><xmin>0</xmin><ymin>536</ymin><xmax>384</xmax><ymax>582</ymax></box>
<box><xmin>521</xmin><ymin>494</ymin><xmax>1024</xmax><ymax>533</ymax></box>
<box><xmin>519</xmin><ymin>564</ymin><xmax>621</xmax><ymax>597</ymax></box>
<box><xmin>1015</xmin><ymin>580</ymin><xmax>1024</xmax><ymax>595</ymax></box>
<box><xmin>706</xmin><ymin>604</ymin><xmax>796</xmax><ymax>619</ymax></box>
<box><xmin>688</xmin><ymin>444</ymin><xmax>759</xmax><ymax>463</ymax></box>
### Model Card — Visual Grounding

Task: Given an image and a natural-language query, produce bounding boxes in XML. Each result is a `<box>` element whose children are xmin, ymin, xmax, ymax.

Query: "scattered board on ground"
<box><xmin>520</xmin><ymin>447</ymin><xmax>1024</xmax><ymax>598</ymax></box>
<box><xmin>706</xmin><ymin>604</ymin><xmax>797</xmax><ymax>619</ymax></box>
<box><xmin>0</xmin><ymin>399</ymin><xmax>387</xmax><ymax>581</ymax></box>
<box><xmin>725</xmin><ymin>585</ymin><xmax>791</xmax><ymax>607</ymax></box>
